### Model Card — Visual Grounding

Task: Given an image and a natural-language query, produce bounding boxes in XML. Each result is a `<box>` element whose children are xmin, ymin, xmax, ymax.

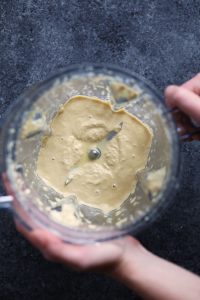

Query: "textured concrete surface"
<box><xmin>0</xmin><ymin>1</ymin><xmax>200</xmax><ymax>299</ymax></box>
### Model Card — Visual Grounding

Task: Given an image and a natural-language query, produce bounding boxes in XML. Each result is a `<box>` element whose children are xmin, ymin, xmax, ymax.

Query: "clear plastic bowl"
<box><xmin>0</xmin><ymin>64</ymin><xmax>180</xmax><ymax>244</ymax></box>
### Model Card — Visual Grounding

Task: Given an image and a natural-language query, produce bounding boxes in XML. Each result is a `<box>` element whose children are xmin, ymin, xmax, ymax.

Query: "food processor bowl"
<box><xmin>0</xmin><ymin>64</ymin><xmax>180</xmax><ymax>244</ymax></box>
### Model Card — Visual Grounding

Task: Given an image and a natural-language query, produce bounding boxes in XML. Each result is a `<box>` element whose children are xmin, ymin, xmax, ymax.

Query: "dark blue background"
<box><xmin>0</xmin><ymin>1</ymin><xmax>200</xmax><ymax>299</ymax></box>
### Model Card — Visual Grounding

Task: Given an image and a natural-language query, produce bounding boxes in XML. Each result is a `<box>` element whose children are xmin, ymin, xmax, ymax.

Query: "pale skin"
<box><xmin>16</xmin><ymin>74</ymin><xmax>200</xmax><ymax>300</ymax></box>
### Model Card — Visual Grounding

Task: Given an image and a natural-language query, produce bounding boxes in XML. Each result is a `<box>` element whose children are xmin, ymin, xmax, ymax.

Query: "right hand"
<box><xmin>165</xmin><ymin>73</ymin><xmax>200</xmax><ymax>141</ymax></box>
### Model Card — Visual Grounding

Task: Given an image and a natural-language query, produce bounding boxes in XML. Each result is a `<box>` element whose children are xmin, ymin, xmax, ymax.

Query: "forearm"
<box><xmin>111</xmin><ymin>237</ymin><xmax>200</xmax><ymax>300</ymax></box>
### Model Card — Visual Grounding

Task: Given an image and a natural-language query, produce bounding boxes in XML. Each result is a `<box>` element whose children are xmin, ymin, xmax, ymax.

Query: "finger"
<box><xmin>42</xmin><ymin>239</ymin><xmax>124</xmax><ymax>270</ymax></box>
<box><xmin>43</xmin><ymin>236</ymin><xmax>140</xmax><ymax>271</ymax></box>
<box><xmin>15</xmin><ymin>222</ymin><xmax>122</xmax><ymax>268</ymax></box>
<box><xmin>181</xmin><ymin>73</ymin><xmax>200</xmax><ymax>95</ymax></box>
<box><xmin>2</xmin><ymin>172</ymin><xmax>14</xmax><ymax>195</ymax></box>
<box><xmin>30</xmin><ymin>229</ymin><xmax>61</xmax><ymax>251</ymax></box>
<box><xmin>16</xmin><ymin>222</ymin><xmax>136</xmax><ymax>272</ymax></box>
<box><xmin>165</xmin><ymin>85</ymin><xmax>200</xmax><ymax>123</ymax></box>
<box><xmin>16</xmin><ymin>223</ymin><xmax>61</xmax><ymax>254</ymax></box>
<box><xmin>16</xmin><ymin>223</ymin><xmax>123</xmax><ymax>268</ymax></box>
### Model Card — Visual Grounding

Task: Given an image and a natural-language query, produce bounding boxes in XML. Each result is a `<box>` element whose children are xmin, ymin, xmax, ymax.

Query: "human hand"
<box><xmin>15</xmin><ymin>221</ymin><xmax>141</xmax><ymax>273</ymax></box>
<box><xmin>16</xmin><ymin>222</ymin><xmax>200</xmax><ymax>300</ymax></box>
<box><xmin>165</xmin><ymin>73</ymin><xmax>200</xmax><ymax>141</ymax></box>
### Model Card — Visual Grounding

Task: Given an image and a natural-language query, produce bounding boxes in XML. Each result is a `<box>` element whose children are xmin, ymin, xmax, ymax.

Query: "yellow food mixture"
<box><xmin>37</xmin><ymin>95</ymin><xmax>153</xmax><ymax>212</ymax></box>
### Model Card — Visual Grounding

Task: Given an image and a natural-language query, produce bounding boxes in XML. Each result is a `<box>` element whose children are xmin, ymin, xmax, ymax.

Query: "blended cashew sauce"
<box><xmin>37</xmin><ymin>95</ymin><xmax>153</xmax><ymax>213</ymax></box>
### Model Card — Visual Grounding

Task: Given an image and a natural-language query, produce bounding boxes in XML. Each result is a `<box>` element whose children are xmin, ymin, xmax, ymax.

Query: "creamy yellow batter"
<box><xmin>37</xmin><ymin>96</ymin><xmax>153</xmax><ymax>212</ymax></box>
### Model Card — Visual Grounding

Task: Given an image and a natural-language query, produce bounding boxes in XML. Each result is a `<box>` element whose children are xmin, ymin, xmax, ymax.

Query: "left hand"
<box><xmin>15</xmin><ymin>221</ymin><xmax>138</xmax><ymax>273</ymax></box>
<box><xmin>16</xmin><ymin>221</ymin><xmax>200</xmax><ymax>300</ymax></box>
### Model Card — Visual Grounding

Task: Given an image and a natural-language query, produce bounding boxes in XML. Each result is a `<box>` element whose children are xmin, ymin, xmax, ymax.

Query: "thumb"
<box><xmin>165</xmin><ymin>85</ymin><xmax>200</xmax><ymax>124</ymax></box>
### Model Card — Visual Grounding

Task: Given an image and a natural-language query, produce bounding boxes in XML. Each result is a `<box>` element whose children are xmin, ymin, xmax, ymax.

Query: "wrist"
<box><xmin>108</xmin><ymin>236</ymin><xmax>149</xmax><ymax>287</ymax></box>
<box><xmin>109</xmin><ymin>236</ymin><xmax>200</xmax><ymax>300</ymax></box>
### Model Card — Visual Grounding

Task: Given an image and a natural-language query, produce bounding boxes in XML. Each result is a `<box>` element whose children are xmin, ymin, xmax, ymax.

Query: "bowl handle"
<box><xmin>0</xmin><ymin>195</ymin><xmax>13</xmax><ymax>209</ymax></box>
<box><xmin>166</xmin><ymin>108</ymin><xmax>200</xmax><ymax>141</ymax></box>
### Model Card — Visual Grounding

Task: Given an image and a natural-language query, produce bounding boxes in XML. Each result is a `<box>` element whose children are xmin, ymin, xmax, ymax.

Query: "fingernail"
<box><xmin>165</xmin><ymin>85</ymin><xmax>179</xmax><ymax>96</ymax></box>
